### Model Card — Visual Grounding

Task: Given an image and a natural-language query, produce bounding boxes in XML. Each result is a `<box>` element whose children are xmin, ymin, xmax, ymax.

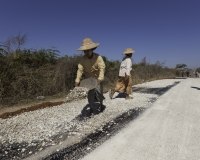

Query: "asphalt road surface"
<box><xmin>82</xmin><ymin>78</ymin><xmax>200</xmax><ymax>160</ymax></box>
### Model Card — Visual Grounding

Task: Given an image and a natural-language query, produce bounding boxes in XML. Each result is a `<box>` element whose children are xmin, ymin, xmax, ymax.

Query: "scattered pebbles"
<box><xmin>0</xmin><ymin>79</ymin><xmax>183</xmax><ymax>159</ymax></box>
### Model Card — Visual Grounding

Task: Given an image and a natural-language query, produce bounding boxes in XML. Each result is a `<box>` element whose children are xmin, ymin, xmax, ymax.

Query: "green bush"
<box><xmin>0</xmin><ymin>52</ymin><xmax>176</xmax><ymax>106</ymax></box>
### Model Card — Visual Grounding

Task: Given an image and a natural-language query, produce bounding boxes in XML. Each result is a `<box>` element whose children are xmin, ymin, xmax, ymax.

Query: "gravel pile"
<box><xmin>65</xmin><ymin>87</ymin><xmax>88</xmax><ymax>102</ymax></box>
<box><xmin>0</xmin><ymin>79</ymin><xmax>183</xmax><ymax>159</ymax></box>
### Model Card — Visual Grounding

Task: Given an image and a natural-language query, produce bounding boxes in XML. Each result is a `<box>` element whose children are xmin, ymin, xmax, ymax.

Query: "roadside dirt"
<box><xmin>0</xmin><ymin>96</ymin><xmax>66</xmax><ymax>115</ymax></box>
<box><xmin>0</xmin><ymin>101</ymin><xmax>64</xmax><ymax>119</ymax></box>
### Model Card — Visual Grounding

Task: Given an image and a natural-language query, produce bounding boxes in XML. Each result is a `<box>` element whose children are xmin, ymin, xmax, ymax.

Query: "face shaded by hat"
<box><xmin>123</xmin><ymin>48</ymin><xmax>135</xmax><ymax>54</ymax></box>
<box><xmin>77</xmin><ymin>38</ymin><xmax>100</xmax><ymax>51</ymax></box>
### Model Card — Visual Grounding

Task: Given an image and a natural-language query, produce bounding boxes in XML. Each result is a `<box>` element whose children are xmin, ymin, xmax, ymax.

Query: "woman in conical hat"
<box><xmin>75</xmin><ymin>38</ymin><xmax>106</xmax><ymax>117</ymax></box>
<box><xmin>109</xmin><ymin>48</ymin><xmax>135</xmax><ymax>100</ymax></box>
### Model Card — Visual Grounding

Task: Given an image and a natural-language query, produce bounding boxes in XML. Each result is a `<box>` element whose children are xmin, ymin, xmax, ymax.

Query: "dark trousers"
<box><xmin>88</xmin><ymin>83</ymin><xmax>105</xmax><ymax>111</ymax></box>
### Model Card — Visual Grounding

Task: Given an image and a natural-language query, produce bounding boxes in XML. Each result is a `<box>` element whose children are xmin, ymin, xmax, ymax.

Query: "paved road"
<box><xmin>82</xmin><ymin>78</ymin><xmax>200</xmax><ymax>160</ymax></box>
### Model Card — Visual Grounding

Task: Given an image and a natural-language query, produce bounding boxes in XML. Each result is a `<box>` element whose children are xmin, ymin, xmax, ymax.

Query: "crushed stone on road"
<box><xmin>0</xmin><ymin>79</ymin><xmax>183</xmax><ymax>160</ymax></box>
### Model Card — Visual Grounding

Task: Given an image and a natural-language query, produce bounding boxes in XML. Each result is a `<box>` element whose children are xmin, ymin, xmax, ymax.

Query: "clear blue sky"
<box><xmin>1</xmin><ymin>0</ymin><xmax>200</xmax><ymax>69</ymax></box>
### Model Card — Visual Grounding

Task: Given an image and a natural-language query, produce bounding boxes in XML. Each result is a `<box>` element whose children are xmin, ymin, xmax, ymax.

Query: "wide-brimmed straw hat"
<box><xmin>123</xmin><ymin>48</ymin><xmax>135</xmax><ymax>54</ymax></box>
<box><xmin>77</xmin><ymin>38</ymin><xmax>100</xmax><ymax>51</ymax></box>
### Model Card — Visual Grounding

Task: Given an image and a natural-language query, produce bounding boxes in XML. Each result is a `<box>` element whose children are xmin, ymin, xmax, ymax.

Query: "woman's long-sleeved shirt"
<box><xmin>119</xmin><ymin>57</ymin><xmax>132</xmax><ymax>77</ymax></box>
<box><xmin>75</xmin><ymin>53</ymin><xmax>105</xmax><ymax>83</ymax></box>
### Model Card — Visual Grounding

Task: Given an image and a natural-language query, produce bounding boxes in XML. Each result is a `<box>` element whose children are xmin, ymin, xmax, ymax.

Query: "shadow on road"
<box><xmin>75</xmin><ymin>103</ymin><xmax>106</xmax><ymax>121</ymax></box>
<box><xmin>114</xmin><ymin>93</ymin><xmax>126</xmax><ymax>98</ymax></box>
<box><xmin>43</xmin><ymin>107</ymin><xmax>145</xmax><ymax>160</ymax></box>
<box><xmin>191</xmin><ymin>86</ymin><xmax>200</xmax><ymax>90</ymax></box>
<box><xmin>131</xmin><ymin>81</ymin><xmax>180</xmax><ymax>96</ymax></box>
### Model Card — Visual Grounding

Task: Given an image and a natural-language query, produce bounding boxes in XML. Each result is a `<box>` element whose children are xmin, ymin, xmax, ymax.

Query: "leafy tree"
<box><xmin>46</xmin><ymin>47</ymin><xmax>60</xmax><ymax>64</ymax></box>
<box><xmin>102</xmin><ymin>56</ymin><xmax>120</xmax><ymax>69</ymax></box>
<box><xmin>196</xmin><ymin>67</ymin><xmax>200</xmax><ymax>73</ymax></box>
<box><xmin>0</xmin><ymin>48</ymin><xmax>8</xmax><ymax>56</ymax></box>
<box><xmin>140</xmin><ymin>57</ymin><xmax>147</xmax><ymax>66</ymax></box>
<box><xmin>175</xmin><ymin>64</ymin><xmax>187</xmax><ymax>69</ymax></box>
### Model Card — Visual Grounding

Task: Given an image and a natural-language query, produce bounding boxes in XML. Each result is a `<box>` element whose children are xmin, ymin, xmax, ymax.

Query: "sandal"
<box><xmin>125</xmin><ymin>96</ymin><xmax>133</xmax><ymax>100</ymax></box>
<box><xmin>99</xmin><ymin>104</ymin><xmax>105</xmax><ymax>112</ymax></box>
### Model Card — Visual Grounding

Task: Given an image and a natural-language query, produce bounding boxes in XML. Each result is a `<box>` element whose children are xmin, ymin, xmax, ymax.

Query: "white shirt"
<box><xmin>119</xmin><ymin>57</ymin><xmax>132</xmax><ymax>77</ymax></box>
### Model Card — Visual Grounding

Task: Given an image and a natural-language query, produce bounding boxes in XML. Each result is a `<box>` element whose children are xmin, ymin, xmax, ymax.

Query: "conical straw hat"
<box><xmin>123</xmin><ymin>48</ymin><xmax>135</xmax><ymax>54</ymax></box>
<box><xmin>77</xmin><ymin>38</ymin><xmax>100</xmax><ymax>51</ymax></box>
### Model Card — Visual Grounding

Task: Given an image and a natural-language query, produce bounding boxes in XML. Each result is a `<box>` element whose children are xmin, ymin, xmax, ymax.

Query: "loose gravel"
<box><xmin>0</xmin><ymin>79</ymin><xmax>183</xmax><ymax>160</ymax></box>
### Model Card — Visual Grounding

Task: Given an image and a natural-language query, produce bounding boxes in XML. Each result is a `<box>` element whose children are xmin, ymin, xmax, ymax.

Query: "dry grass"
<box><xmin>0</xmin><ymin>53</ymin><xmax>176</xmax><ymax>109</ymax></box>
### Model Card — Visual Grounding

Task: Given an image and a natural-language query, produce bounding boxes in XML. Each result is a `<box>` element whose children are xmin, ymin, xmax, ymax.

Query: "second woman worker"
<box><xmin>109</xmin><ymin>48</ymin><xmax>135</xmax><ymax>100</ymax></box>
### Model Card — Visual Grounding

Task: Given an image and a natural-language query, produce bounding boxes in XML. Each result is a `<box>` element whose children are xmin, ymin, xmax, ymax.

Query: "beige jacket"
<box><xmin>75</xmin><ymin>53</ymin><xmax>106</xmax><ymax>83</ymax></box>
